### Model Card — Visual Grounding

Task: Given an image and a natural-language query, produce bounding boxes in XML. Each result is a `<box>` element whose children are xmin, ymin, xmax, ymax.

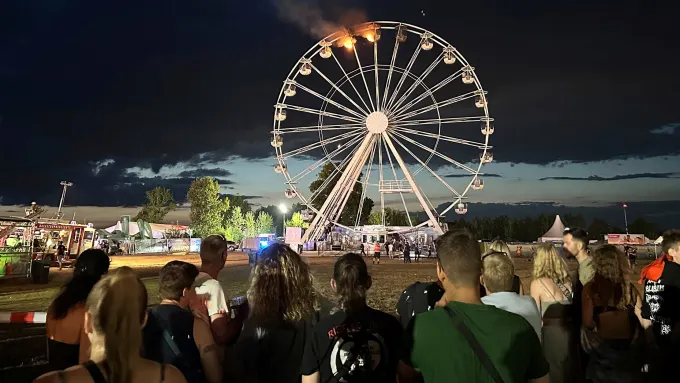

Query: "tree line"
<box><xmin>134</xmin><ymin>177</ymin><xmax>661</xmax><ymax>242</ymax></box>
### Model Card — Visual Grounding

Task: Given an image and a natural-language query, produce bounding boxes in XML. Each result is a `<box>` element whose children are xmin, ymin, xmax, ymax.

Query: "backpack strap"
<box><xmin>443</xmin><ymin>306</ymin><xmax>505</xmax><ymax>383</ymax></box>
<box><xmin>83</xmin><ymin>360</ymin><xmax>107</xmax><ymax>383</ymax></box>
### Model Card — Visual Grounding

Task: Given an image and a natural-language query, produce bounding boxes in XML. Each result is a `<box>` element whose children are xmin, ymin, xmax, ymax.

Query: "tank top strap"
<box><xmin>82</xmin><ymin>360</ymin><xmax>107</xmax><ymax>383</ymax></box>
<box><xmin>160</xmin><ymin>363</ymin><xmax>166</xmax><ymax>382</ymax></box>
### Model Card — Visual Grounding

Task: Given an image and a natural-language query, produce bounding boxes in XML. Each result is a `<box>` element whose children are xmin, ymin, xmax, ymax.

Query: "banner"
<box><xmin>190</xmin><ymin>238</ymin><xmax>201</xmax><ymax>253</ymax></box>
<box><xmin>607</xmin><ymin>234</ymin><xmax>645</xmax><ymax>245</ymax></box>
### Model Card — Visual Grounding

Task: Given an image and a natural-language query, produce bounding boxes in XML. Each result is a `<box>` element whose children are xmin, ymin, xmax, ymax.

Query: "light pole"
<box><xmin>623</xmin><ymin>202</ymin><xmax>629</xmax><ymax>234</ymax></box>
<box><xmin>56</xmin><ymin>181</ymin><xmax>73</xmax><ymax>220</ymax></box>
<box><xmin>279</xmin><ymin>203</ymin><xmax>288</xmax><ymax>237</ymax></box>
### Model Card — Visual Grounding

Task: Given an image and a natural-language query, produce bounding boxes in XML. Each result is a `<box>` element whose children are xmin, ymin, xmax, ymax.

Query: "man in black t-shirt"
<box><xmin>640</xmin><ymin>230</ymin><xmax>680</xmax><ymax>376</ymax></box>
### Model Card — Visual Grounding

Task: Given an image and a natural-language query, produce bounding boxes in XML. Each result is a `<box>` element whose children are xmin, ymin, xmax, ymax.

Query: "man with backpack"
<box><xmin>397</xmin><ymin>229</ymin><xmax>549</xmax><ymax>383</ymax></box>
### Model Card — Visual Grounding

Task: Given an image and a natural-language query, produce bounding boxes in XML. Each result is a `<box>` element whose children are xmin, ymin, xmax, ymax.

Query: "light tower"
<box><xmin>56</xmin><ymin>181</ymin><xmax>73</xmax><ymax>220</ymax></box>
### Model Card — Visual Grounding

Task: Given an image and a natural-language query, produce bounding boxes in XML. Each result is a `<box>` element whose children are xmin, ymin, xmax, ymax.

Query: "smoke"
<box><xmin>273</xmin><ymin>0</ymin><xmax>368</xmax><ymax>40</ymax></box>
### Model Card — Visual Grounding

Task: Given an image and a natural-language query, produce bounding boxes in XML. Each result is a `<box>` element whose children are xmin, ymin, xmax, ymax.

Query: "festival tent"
<box><xmin>538</xmin><ymin>215</ymin><xmax>567</xmax><ymax>243</ymax></box>
<box><xmin>103</xmin><ymin>221</ymin><xmax>189</xmax><ymax>239</ymax></box>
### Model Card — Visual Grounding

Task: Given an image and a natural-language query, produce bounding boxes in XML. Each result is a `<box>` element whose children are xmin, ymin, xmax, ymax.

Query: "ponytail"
<box><xmin>86</xmin><ymin>267</ymin><xmax>148</xmax><ymax>383</ymax></box>
<box><xmin>333</xmin><ymin>253</ymin><xmax>371</xmax><ymax>314</ymax></box>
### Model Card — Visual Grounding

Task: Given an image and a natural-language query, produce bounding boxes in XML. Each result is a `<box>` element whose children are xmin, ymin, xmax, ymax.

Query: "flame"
<box><xmin>365</xmin><ymin>33</ymin><xmax>375</xmax><ymax>42</ymax></box>
<box><xmin>342</xmin><ymin>37</ymin><xmax>354</xmax><ymax>49</ymax></box>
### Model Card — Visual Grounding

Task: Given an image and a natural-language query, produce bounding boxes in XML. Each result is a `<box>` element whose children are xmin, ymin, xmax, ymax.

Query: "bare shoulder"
<box><xmin>164</xmin><ymin>364</ymin><xmax>188</xmax><ymax>383</ymax></box>
<box><xmin>33</xmin><ymin>366</ymin><xmax>89</xmax><ymax>383</ymax></box>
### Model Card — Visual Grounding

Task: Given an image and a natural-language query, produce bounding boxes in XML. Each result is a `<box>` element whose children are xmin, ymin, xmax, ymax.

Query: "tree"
<box><xmin>588</xmin><ymin>218</ymin><xmax>611</xmax><ymax>240</ymax></box>
<box><xmin>224</xmin><ymin>206</ymin><xmax>246</xmax><ymax>242</ymax></box>
<box><xmin>225</xmin><ymin>194</ymin><xmax>251</xmax><ymax>218</ymax></box>
<box><xmin>367</xmin><ymin>211</ymin><xmax>382</xmax><ymax>225</ymax></box>
<box><xmin>286</xmin><ymin>212</ymin><xmax>309</xmax><ymax>229</ymax></box>
<box><xmin>219</xmin><ymin>195</ymin><xmax>231</xmax><ymax>228</ymax></box>
<box><xmin>628</xmin><ymin>217</ymin><xmax>659</xmax><ymax>239</ymax></box>
<box><xmin>244</xmin><ymin>211</ymin><xmax>257</xmax><ymax>237</ymax></box>
<box><xmin>384</xmin><ymin>207</ymin><xmax>410</xmax><ymax>226</ymax></box>
<box><xmin>256</xmin><ymin>211</ymin><xmax>274</xmax><ymax>234</ymax></box>
<box><xmin>187</xmin><ymin>177</ymin><xmax>227</xmax><ymax>238</ymax></box>
<box><xmin>308</xmin><ymin>162</ymin><xmax>373</xmax><ymax>226</ymax></box>
<box><xmin>134</xmin><ymin>186</ymin><xmax>176</xmax><ymax>223</ymax></box>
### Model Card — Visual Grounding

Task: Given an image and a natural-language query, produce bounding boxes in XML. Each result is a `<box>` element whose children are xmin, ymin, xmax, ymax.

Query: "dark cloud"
<box><xmin>650</xmin><ymin>123</ymin><xmax>679</xmax><ymax>135</ymax></box>
<box><xmin>445</xmin><ymin>173</ymin><xmax>502</xmax><ymax>178</ymax></box>
<box><xmin>1</xmin><ymin>1</ymin><xmax>678</xmax><ymax>206</ymax></box>
<box><xmin>176</xmin><ymin>168</ymin><xmax>232</xmax><ymax>179</ymax></box>
<box><xmin>539</xmin><ymin>173</ymin><xmax>680</xmax><ymax>181</ymax></box>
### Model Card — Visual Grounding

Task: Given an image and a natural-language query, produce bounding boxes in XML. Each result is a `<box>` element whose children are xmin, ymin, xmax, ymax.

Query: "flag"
<box><xmin>623</xmin><ymin>203</ymin><xmax>628</xmax><ymax>208</ymax></box>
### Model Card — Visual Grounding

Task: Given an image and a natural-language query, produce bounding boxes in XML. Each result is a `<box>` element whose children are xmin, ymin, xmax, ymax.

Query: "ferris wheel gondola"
<box><xmin>271</xmin><ymin>21</ymin><xmax>495</xmax><ymax>241</ymax></box>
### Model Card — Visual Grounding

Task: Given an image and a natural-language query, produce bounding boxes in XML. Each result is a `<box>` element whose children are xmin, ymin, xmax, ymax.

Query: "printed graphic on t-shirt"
<box><xmin>327</xmin><ymin>322</ymin><xmax>389</xmax><ymax>382</ymax></box>
<box><xmin>646</xmin><ymin>279</ymin><xmax>673</xmax><ymax>336</ymax></box>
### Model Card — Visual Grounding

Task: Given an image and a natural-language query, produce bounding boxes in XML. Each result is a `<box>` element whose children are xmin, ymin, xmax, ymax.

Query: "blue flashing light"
<box><xmin>259</xmin><ymin>240</ymin><xmax>269</xmax><ymax>249</ymax></box>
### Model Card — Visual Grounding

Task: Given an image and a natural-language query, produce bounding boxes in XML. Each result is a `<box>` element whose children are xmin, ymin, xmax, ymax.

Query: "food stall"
<box><xmin>33</xmin><ymin>221</ymin><xmax>94</xmax><ymax>260</ymax></box>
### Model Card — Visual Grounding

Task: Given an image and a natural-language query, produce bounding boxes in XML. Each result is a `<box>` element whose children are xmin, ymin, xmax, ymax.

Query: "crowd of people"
<box><xmin>30</xmin><ymin>228</ymin><xmax>680</xmax><ymax>383</ymax></box>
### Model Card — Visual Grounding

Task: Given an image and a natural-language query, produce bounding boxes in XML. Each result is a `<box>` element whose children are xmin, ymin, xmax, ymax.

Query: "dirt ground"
<box><xmin>0</xmin><ymin>252</ymin><xmax>650</xmax><ymax>314</ymax></box>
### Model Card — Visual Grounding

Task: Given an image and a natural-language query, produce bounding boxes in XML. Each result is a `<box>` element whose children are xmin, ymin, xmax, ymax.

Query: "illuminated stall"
<box><xmin>0</xmin><ymin>217</ymin><xmax>35</xmax><ymax>278</ymax></box>
<box><xmin>33</xmin><ymin>221</ymin><xmax>93</xmax><ymax>260</ymax></box>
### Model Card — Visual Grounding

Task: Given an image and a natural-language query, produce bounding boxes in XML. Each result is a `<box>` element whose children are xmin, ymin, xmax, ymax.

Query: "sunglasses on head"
<box><xmin>481</xmin><ymin>251</ymin><xmax>508</xmax><ymax>261</ymax></box>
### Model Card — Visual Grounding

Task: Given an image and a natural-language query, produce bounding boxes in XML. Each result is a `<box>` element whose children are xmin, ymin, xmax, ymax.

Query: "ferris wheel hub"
<box><xmin>365</xmin><ymin>111</ymin><xmax>389</xmax><ymax>134</ymax></box>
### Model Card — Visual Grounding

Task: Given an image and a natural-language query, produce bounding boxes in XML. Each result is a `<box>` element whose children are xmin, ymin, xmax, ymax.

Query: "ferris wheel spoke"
<box><xmin>373</xmin><ymin>39</ymin><xmax>381</xmax><ymax>111</ymax></box>
<box><xmin>384</xmin><ymin>44</ymin><xmax>422</xmax><ymax>111</ymax></box>
<box><xmin>390</xmin><ymin>130</ymin><xmax>478</xmax><ymax>174</ymax></box>
<box><xmin>394</xmin><ymin>90</ymin><xmax>480</xmax><ymax>121</ymax></box>
<box><xmin>330</xmin><ymin>56</ymin><xmax>372</xmax><ymax>114</ymax></box>
<box><xmin>353</xmin><ymin>46</ymin><xmax>376</xmax><ymax>112</ymax></box>
<box><xmin>388</xmin><ymin>132</ymin><xmax>462</xmax><ymax>198</ymax></box>
<box><xmin>355</xmin><ymin>138</ymin><xmax>377</xmax><ymax>227</ymax></box>
<box><xmin>391</xmin><ymin>116</ymin><xmax>491</xmax><ymax>128</ymax></box>
<box><xmin>391</xmin><ymin>68</ymin><xmax>464</xmax><ymax>116</ymax></box>
<box><xmin>293</xmin><ymin>82</ymin><xmax>366</xmax><ymax>119</ymax></box>
<box><xmin>392</xmin><ymin>126</ymin><xmax>490</xmax><ymax>150</ymax></box>
<box><xmin>387</xmin><ymin>52</ymin><xmax>443</xmax><ymax>116</ymax></box>
<box><xmin>311</xmin><ymin>62</ymin><xmax>370</xmax><ymax>116</ymax></box>
<box><xmin>288</xmin><ymin>133</ymin><xmax>366</xmax><ymax>183</ymax></box>
<box><xmin>274</xmin><ymin>123</ymin><xmax>364</xmax><ymax>134</ymax></box>
<box><xmin>282</xmin><ymin>130</ymin><xmax>363</xmax><ymax>159</ymax></box>
<box><xmin>381</xmin><ymin>36</ymin><xmax>401</xmax><ymax>111</ymax></box>
<box><xmin>381</xmin><ymin>136</ymin><xmax>413</xmax><ymax>227</ymax></box>
<box><xmin>283</xmin><ymin>104</ymin><xmax>364</xmax><ymax>124</ymax></box>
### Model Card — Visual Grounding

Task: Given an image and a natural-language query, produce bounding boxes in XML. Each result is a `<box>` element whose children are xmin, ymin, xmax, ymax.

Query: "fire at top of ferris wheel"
<box><xmin>270</xmin><ymin>21</ymin><xmax>495</xmax><ymax>242</ymax></box>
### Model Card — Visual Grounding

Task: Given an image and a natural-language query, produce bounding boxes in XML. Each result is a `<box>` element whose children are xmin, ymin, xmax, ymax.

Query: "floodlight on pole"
<box><xmin>56</xmin><ymin>181</ymin><xmax>73</xmax><ymax>220</ymax></box>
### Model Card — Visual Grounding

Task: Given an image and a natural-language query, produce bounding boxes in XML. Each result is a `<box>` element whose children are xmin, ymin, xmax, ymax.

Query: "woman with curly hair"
<box><xmin>581</xmin><ymin>245</ymin><xmax>644</xmax><ymax>383</ymax></box>
<box><xmin>233</xmin><ymin>243</ymin><xmax>318</xmax><ymax>383</ymax></box>
<box><xmin>530</xmin><ymin>243</ymin><xmax>576</xmax><ymax>383</ymax></box>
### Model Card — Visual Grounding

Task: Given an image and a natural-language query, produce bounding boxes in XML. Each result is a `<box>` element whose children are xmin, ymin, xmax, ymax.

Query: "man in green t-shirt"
<box><xmin>398</xmin><ymin>229</ymin><xmax>549</xmax><ymax>383</ymax></box>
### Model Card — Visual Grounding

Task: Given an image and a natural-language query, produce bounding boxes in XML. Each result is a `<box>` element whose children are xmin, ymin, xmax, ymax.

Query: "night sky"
<box><xmin>1</xmin><ymin>0</ymin><xmax>678</xmax><ymax>228</ymax></box>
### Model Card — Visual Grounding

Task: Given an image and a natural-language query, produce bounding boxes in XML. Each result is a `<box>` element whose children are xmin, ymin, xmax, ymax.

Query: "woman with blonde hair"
<box><xmin>530</xmin><ymin>243</ymin><xmax>576</xmax><ymax>383</ymax></box>
<box><xmin>233</xmin><ymin>243</ymin><xmax>318</xmax><ymax>383</ymax></box>
<box><xmin>34</xmin><ymin>267</ymin><xmax>186</xmax><ymax>383</ymax></box>
<box><xmin>487</xmin><ymin>240</ymin><xmax>524</xmax><ymax>295</ymax></box>
<box><xmin>581</xmin><ymin>245</ymin><xmax>644</xmax><ymax>382</ymax></box>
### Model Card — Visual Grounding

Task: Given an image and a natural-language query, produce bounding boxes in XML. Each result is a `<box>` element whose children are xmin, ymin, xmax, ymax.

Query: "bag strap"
<box><xmin>83</xmin><ymin>360</ymin><xmax>107</xmax><ymax>383</ymax></box>
<box><xmin>150</xmin><ymin>306</ymin><xmax>195</xmax><ymax>374</ymax></box>
<box><xmin>443</xmin><ymin>306</ymin><xmax>505</xmax><ymax>383</ymax></box>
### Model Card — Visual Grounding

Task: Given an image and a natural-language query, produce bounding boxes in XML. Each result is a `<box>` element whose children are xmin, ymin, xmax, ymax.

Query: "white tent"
<box><xmin>654</xmin><ymin>236</ymin><xmax>663</xmax><ymax>245</ymax></box>
<box><xmin>538</xmin><ymin>215</ymin><xmax>567</xmax><ymax>243</ymax></box>
<box><xmin>103</xmin><ymin>221</ymin><xmax>188</xmax><ymax>239</ymax></box>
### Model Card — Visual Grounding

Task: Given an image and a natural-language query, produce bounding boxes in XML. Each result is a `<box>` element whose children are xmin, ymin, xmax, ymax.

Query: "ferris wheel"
<box><xmin>272</xmin><ymin>21</ymin><xmax>494</xmax><ymax>242</ymax></box>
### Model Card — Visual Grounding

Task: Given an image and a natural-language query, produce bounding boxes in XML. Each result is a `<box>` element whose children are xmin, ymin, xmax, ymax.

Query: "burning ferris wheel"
<box><xmin>271</xmin><ymin>21</ymin><xmax>494</xmax><ymax>242</ymax></box>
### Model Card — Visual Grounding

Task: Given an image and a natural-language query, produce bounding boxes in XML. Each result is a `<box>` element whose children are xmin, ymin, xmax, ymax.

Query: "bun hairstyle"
<box><xmin>333</xmin><ymin>253</ymin><xmax>371</xmax><ymax>313</ymax></box>
<box><xmin>86</xmin><ymin>267</ymin><xmax>147</xmax><ymax>383</ymax></box>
